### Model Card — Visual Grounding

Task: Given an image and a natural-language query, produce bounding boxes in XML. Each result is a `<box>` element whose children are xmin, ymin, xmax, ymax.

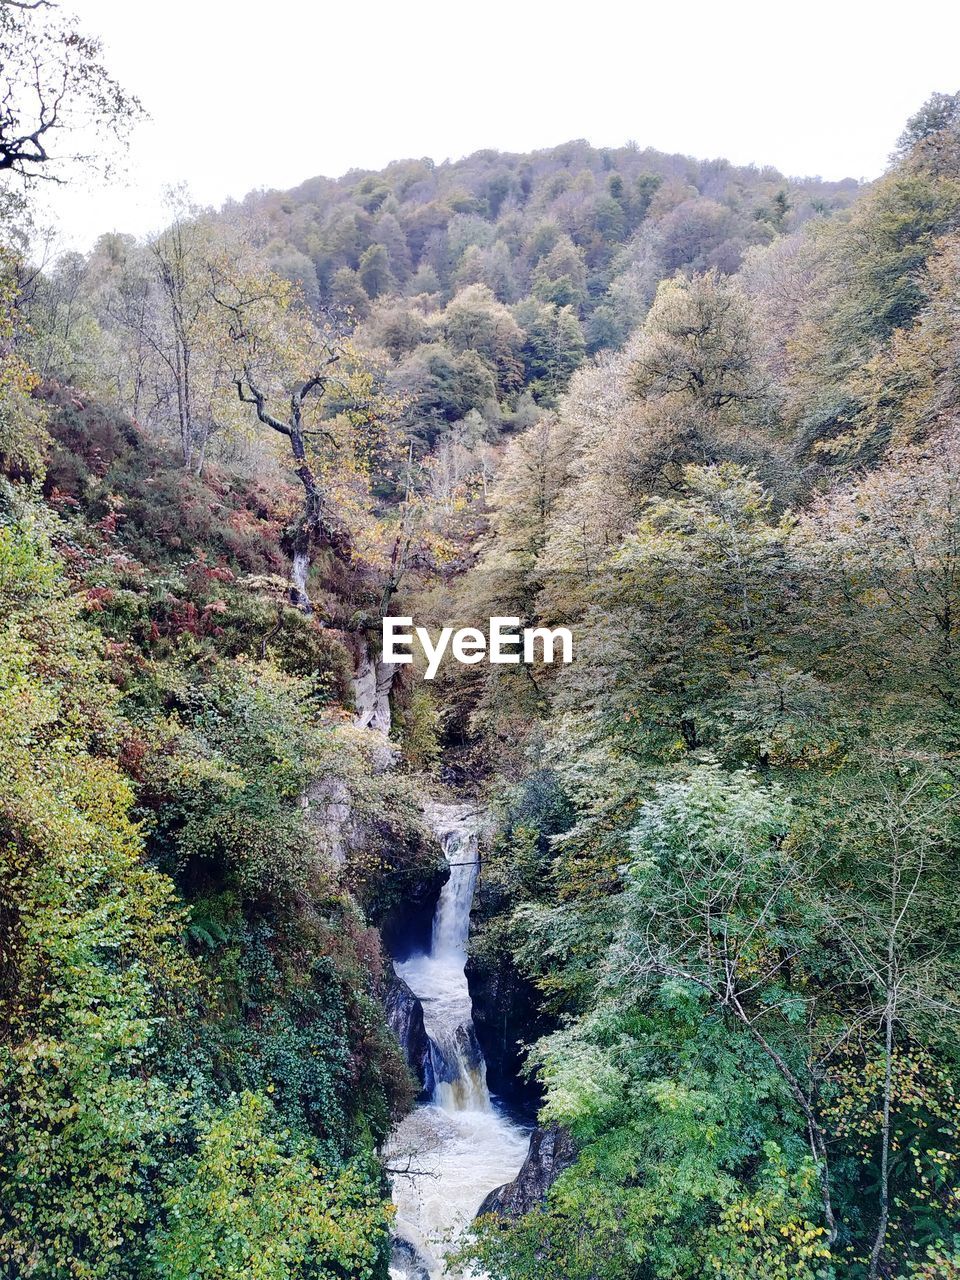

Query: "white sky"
<box><xmin>34</xmin><ymin>0</ymin><xmax>960</xmax><ymax>250</ymax></box>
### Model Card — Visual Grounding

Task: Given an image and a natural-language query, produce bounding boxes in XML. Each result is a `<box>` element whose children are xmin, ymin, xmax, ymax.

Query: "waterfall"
<box><xmin>408</xmin><ymin>814</ymin><xmax>489</xmax><ymax>1113</ymax></box>
<box><xmin>290</xmin><ymin>548</ymin><xmax>311</xmax><ymax>610</ymax></box>
<box><xmin>431</xmin><ymin>825</ymin><xmax>478</xmax><ymax>958</ymax></box>
<box><xmin>386</xmin><ymin>804</ymin><xmax>529</xmax><ymax>1279</ymax></box>
<box><xmin>353</xmin><ymin>641</ymin><xmax>398</xmax><ymax>735</ymax></box>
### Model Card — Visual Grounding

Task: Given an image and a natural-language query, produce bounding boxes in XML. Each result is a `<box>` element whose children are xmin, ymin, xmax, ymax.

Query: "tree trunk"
<box><xmin>868</xmin><ymin>976</ymin><xmax>896</xmax><ymax>1278</ymax></box>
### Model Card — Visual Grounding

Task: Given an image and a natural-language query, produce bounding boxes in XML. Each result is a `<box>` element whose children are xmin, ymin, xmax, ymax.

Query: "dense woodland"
<box><xmin>1</xmin><ymin>1</ymin><xmax>960</xmax><ymax>1277</ymax></box>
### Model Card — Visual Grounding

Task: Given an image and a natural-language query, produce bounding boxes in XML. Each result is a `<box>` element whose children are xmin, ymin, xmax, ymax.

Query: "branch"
<box><xmin>235</xmin><ymin>375</ymin><xmax>290</xmax><ymax>437</ymax></box>
<box><xmin>289</xmin><ymin>354</ymin><xmax>341</xmax><ymax>431</ymax></box>
<box><xmin>301</xmin><ymin>426</ymin><xmax>339</xmax><ymax>447</ymax></box>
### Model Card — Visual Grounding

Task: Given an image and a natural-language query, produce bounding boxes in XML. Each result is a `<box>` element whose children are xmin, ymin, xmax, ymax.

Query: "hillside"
<box><xmin>241</xmin><ymin>139</ymin><xmax>859</xmax><ymax>351</ymax></box>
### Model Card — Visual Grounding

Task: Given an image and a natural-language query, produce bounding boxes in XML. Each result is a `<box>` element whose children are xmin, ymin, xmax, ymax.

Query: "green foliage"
<box><xmin>0</xmin><ymin>515</ymin><xmax>198</xmax><ymax>1279</ymax></box>
<box><xmin>153</xmin><ymin>1092</ymin><xmax>390</xmax><ymax>1280</ymax></box>
<box><xmin>443</xmin><ymin>284</ymin><xmax>525</xmax><ymax>394</ymax></box>
<box><xmin>827</xmin><ymin>172</ymin><xmax>960</xmax><ymax>356</ymax></box>
<box><xmin>464</xmin><ymin>113</ymin><xmax>960</xmax><ymax>1272</ymax></box>
<box><xmin>0</xmin><ymin>251</ymin><xmax>48</xmax><ymax>480</ymax></box>
<box><xmin>132</xmin><ymin>658</ymin><xmax>341</xmax><ymax>896</ymax></box>
<box><xmin>8</xmin><ymin>74</ymin><xmax>960</xmax><ymax>1280</ymax></box>
<box><xmin>630</xmin><ymin>272</ymin><xmax>768</xmax><ymax>413</ymax></box>
<box><xmin>563</xmin><ymin>464</ymin><xmax>816</xmax><ymax>767</ymax></box>
<box><xmin>512</xmin><ymin>298</ymin><xmax>586</xmax><ymax>401</ymax></box>
<box><xmin>702</xmin><ymin>1147</ymin><xmax>832</xmax><ymax>1280</ymax></box>
<box><xmin>395</xmin><ymin>683</ymin><xmax>442</xmax><ymax>773</ymax></box>
<box><xmin>359</xmin><ymin>242</ymin><xmax>395</xmax><ymax>299</ymax></box>
<box><xmin>0</xmin><ymin>409</ymin><xmax>415</xmax><ymax>1275</ymax></box>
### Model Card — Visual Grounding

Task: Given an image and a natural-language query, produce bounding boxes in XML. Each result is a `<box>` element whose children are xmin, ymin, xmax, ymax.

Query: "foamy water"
<box><xmin>386</xmin><ymin>805</ymin><xmax>529</xmax><ymax>1278</ymax></box>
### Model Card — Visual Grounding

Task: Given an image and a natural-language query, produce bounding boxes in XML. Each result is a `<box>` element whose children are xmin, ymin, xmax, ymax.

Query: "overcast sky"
<box><xmin>34</xmin><ymin>0</ymin><xmax>960</xmax><ymax>249</ymax></box>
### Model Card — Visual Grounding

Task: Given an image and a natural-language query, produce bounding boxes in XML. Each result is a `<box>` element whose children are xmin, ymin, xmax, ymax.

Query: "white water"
<box><xmin>290</xmin><ymin>548</ymin><xmax>311</xmax><ymax>608</ymax></box>
<box><xmin>387</xmin><ymin>804</ymin><xmax>529</xmax><ymax>1278</ymax></box>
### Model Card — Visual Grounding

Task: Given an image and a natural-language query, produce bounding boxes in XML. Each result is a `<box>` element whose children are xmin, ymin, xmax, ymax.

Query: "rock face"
<box><xmin>384</xmin><ymin>971</ymin><xmax>434</xmax><ymax>1099</ymax></box>
<box><xmin>466</xmin><ymin>952</ymin><xmax>546</xmax><ymax>1113</ymax></box>
<box><xmin>381</xmin><ymin>857</ymin><xmax>448</xmax><ymax>961</ymax></box>
<box><xmin>301</xmin><ymin>775</ymin><xmax>353</xmax><ymax>866</ymax></box>
<box><xmin>290</xmin><ymin>549</ymin><xmax>311</xmax><ymax>610</ymax></box>
<box><xmin>476</xmin><ymin>1125</ymin><xmax>577</xmax><ymax>1218</ymax></box>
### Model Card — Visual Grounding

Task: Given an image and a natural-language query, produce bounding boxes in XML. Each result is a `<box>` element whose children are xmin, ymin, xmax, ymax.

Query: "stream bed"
<box><xmin>385</xmin><ymin>804</ymin><xmax>530</xmax><ymax>1278</ymax></box>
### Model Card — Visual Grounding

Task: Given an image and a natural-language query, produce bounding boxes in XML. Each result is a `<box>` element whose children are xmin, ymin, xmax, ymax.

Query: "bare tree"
<box><xmin>0</xmin><ymin>0</ymin><xmax>141</xmax><ymax>183</ymax></box>
<box><xmin>151</xmin><ymin>219</ymin><xmax>208</xmax><ymax>472</ymax></box>
<box><xmin>213</xmin><ymin>273</ymin><xmax>355</xmax><ymax>611</ymax></box>
<box><xmin>101</xmin><ymin>248</ymin><xmax>152</xmax><ymax>420</ymax></box>
<box><xmin>105</xmin><ymin>207</ymin><xmax>239</xmax><ymax>475</ymax></box>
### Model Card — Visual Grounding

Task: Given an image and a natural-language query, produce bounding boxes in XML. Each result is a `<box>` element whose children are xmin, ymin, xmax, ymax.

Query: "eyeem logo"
<box><xmin>383</xmin><ymin>617</ymin><xmax>574</xmax><ymax>681</ymax></box>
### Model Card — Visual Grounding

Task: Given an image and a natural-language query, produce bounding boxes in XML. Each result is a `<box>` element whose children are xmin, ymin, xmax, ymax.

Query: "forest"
<box><xmin>1</xmin><ymin>1</ymin><xmax>959</xmax><ymax>1277</ymax></box>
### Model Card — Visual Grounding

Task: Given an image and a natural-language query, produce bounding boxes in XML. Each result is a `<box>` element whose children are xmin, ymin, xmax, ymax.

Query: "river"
<box><xmin>385</xmin><ymin>804</ymin><xmax>530</xmax><ymax>1278</ymax></box>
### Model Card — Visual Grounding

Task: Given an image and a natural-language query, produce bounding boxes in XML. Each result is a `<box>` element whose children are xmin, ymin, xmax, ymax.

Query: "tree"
<box><xmin>0</xmin><ymin>0</ymin><xmax>141</xmax><ymax>182</ymax></box>
<box><xmin>656</xmin><ymin>198</ymin><xmax>739</xmax><ymax>274</ymax></box>
<box><xmin>797</xmin><ymin>429</ymin><xmax>960</xmax><ymax>741</ymax></box>
<box><xmin>153</xmin><ymin>1093</ymin><xmax>390</xmax><ymax>1280</ymax></box>
<box><xmin>94</xmin><ymin>234</ymin><xmax>155</xmax><ymax>419</ymax></box>
<box><xmin>512</xmin><ymin>298</ymin><xmax>585</xmax><ymax>402</ymax></box>
<box><xmin>452</xmin><ymin>240</ymin><xmax>519</xmax><ymax>301</ymax></box>
<box><xmin>532</xmin><ymin>235</ymin><xmax>587</xmax><ymax>310</ymax></box>
<box><xmin>605</xmin><ymin>764</ymin><xmax>839</xmax><ymax>1244</ymax></box>
<box><xmin>213</xmin><ymin>264</ymin><xmax>402</xmax><ymax>610</ymax></box>
<box><xmin>0</xmin><ymin>513</ymin><xmax>199</xmax><ymax>1278</ymax></box>
<box><xmin>219</xmin><ymin>277</ymin><xmax>350</xmax><ymax>606</ymax></box>
<box><xmin>392</xmin><ymin>342</ymin><xmax>497</xmax><ymax>443</ymax></box>
<box><xmin>820</xmin><ymin>757</ymin><xmax>957</xmax><ymax>1279</ymax></box>
<box><xmin>770</xmin><ymin>188</ymin><xmax>791</xmax><ymax>230</ymax></box>
<box><xmin>809</xmin><ymin>169</ymin><xmax>960</xmax><ymax>383</ymax></box>
<box><xmin>372</xmin><ymin>210</ymin><xmax>411</xmax><ymax>283</ymax></box>
<box><xmin>896</xmin><ymin>91</ymin><xmax>960</xmax><ymax>176</ymax></box>
<box><xmin>100</xmin><ymin>205</ymin><xmax>258</xmax><ymax>474</ymax></box>
<box><xmin>358</xmin><ymin>243</ymin><xmax>394</xmax><ymax>299</ymax></box>
<box><xmin>149</xmin><ymin>212</ymin><xmax>221</xmax><ymax>473</ymax></box>
<box><xmin>0</xmin><ymin>247</ymin><xmax>47</xmax><ymax>476</ymax></box>
<box><xmin>443</xmin><ymin>283</ymin><xmax>524</xmax><ymax>394</ymax></box>
<box><xmin>631</xmin><ymin>272</ymin><xmax>767</xmax><ymax>414</ymax></box>
<box><xmin>329</xmin><ymin>266</ymin><xmax>370</xmax><ymax>319</ymax></box>
<box><xmin>562</xmin><ymin>464</ymin><xmax>807</xmax><ymax>767</ymax></box>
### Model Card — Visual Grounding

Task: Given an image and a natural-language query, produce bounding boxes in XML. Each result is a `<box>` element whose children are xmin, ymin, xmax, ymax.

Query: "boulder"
<box><xmin>384</xmin><ymin>971</ymin><xmax>434</xmax><ymax>1099</ymax></box>
<box><xmin>389</xmin><ymin>1236</ymin><xmax>431</xmax><ymax>1280</ymax></box>
<box><xmin>476</xmin><ymin>1124</ymin><xmax>577</xmax><ymax>1218</ymax></box>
